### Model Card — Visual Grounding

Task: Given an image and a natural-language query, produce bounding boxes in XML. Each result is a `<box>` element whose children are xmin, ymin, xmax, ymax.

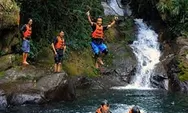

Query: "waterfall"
<box><xmin>101</xmin><ymin>0</ymin><xmax>127</xmax><ymax>16</ymax></box>
<box><xmin>108</xmin><ymin>0</ymin><xmax>124</xmax><ymax>16</ymax></box>
<box><xmin>128</xmin><ymin>19</ymin><xmax>161</xmax><ymax>88</ymax></box>
<box><xmin>103</xmin><ymin>0</ymin><xmax>162</xmax><ymax>89</ymax></box>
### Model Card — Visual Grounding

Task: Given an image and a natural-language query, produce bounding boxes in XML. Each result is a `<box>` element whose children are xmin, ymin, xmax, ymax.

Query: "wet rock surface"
<box><xmin>0</xmin><ymin>90</ymin><xmax>7</xmax><ymax>110</ymax></box>
<box><xmin>36</xmin><ymin>72</ymin><xmax>76</xmax><ymax>101</ymax></box>
<box><xmin>161</xmin><ymin>37</ymin><xmax>188</xmax><ymax>93</ymax></box>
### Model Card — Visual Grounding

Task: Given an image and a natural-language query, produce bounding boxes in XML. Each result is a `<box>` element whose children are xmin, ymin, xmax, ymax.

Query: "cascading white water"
<box><xmin>103</xmin><ymin>0</ymin><xmax>162</xmax><ymax>89</ymax></box>
<box><xmin>112</xmin><ymin>19</ymin><xmax>161</xmax><ymax>90</ymax></box>
<box><xmin>128</xmin><ymin>19</ymin><xmax>161</xmax><ymax>88</ymax></box>
<box><xmin>108</xmin><ymin>0</ymin><xmax>124</xmax><ymax>16</ymax></box>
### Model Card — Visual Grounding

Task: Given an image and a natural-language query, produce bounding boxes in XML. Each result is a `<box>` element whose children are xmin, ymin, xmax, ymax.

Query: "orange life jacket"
<box><xmin>92</xmin><ymin>24</ymin><xmax>104</xmax><ymax>39</ymax></box>
<box><xmin>55</xmin><ymin>36</ymin><xmax>65</xmax><ymax>49</ymax></box>
<box><xmin>96</xmin><ymin>108</ymin><xmax>102</xmax><ymax>113</ymax></box>
<box><xmin>23</xmin><ymin>24</ymin><xmax>32</xmax><ymax>38</ymax></box>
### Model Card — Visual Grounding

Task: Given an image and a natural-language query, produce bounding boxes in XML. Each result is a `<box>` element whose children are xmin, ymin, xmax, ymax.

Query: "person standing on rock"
<box><xmin>51</xmin><ymin>31</ymin><xmax>66</xmax><ymax>73</ymax></box>
<box><xmin>21</xmin><ymin>18</ymin><xmax>32</xmax><ymax>65</ymax></box>
<box><xmin>86</xmin><ymin>11</ymin><xmax>118</xmax><ymax>69</ymax></box>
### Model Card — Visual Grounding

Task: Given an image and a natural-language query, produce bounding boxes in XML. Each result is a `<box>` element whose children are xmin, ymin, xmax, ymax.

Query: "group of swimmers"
<box><xmin>96</xmin><ymin>100</ymin><xmax>141</xmax><ymax>113</ymax></box>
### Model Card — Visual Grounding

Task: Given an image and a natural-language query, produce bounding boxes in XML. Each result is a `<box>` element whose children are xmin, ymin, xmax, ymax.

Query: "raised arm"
<box><xmin>107</xmin><ymin>16</ymin><xmax>118</xmax><ymax>29</ymax></box>
<box><xmin>86</xmin><ymin>11</ymin><xmax>94</xmax><ymax>26</ymax></box>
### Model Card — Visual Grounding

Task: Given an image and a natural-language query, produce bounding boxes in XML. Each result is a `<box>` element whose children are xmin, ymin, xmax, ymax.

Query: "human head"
<box><xmin>59</xmin><ymin>31</ymin><xmax>64</xmax><ymax>37</ymax></box>
<box><xmin>96</xmin><ymin>16</ymin><xmax>103</xmax><ymax>26</ymax></box>
<box><xmin>27</xmin><ymin>18</ymin><xmax>32</xmax><ymax>26</ymax></box>
<box><xmin>101</xmin><ymin>100</ymin><xmax>110</xmax><ymax>113</ymax></box>
<box><xmin>130</xmin><ymin>106</ymin><xmax>141</xmax><ymax>113</ymax></box>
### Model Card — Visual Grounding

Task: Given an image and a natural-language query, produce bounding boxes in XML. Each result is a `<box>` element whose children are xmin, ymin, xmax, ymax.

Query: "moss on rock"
<box><xmin>63</xmin><ymin>49</ymin><xmax>98</xmax><ymax>77</ymax></box>
<box><xmin>0</xmin><ymin>0</ymin><xmax>20</xmax><ymax>29</ymax></box>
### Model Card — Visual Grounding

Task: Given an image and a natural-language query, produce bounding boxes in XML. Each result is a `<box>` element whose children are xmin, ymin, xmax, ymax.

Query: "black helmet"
<box><xmin>101</xmin><ymin>100</ymin><xmax>109</xmax><ymax>106</ymax></box>
<box><xmin>131</xmin><ymin>106</ymin><xmax>141</xmax><ymax>113</ymax></box>
<box><xmin>97</xmin><ymin>16</ymin><xmax>103</xmax><ymax>19</ymax></box>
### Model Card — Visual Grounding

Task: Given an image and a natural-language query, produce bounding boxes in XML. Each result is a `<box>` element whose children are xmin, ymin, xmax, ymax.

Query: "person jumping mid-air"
<box><xmin>86</xmin><ymin>11</ymin><xmax>118</xmax><ymax>69</ymax></box>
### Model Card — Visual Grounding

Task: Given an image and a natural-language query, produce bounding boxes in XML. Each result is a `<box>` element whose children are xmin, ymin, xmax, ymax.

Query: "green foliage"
<box><xmin>0</xmin><ymin>71</ymin><xmax>5</xmax><ymax>79</ymax></box>
<box><xmin>157</xmin><ymin>0</ymin><xmax>188</xmax><ymax>37</ymax></box>
<box><xmin>178</xmin><ymin>60</ymin><xmax>188</xmax><ymax>81</ymax></box>
<box><xmin>29</xmin><ymin>40</ymin><xmax>41</xmax><ymax>60</ymax></box>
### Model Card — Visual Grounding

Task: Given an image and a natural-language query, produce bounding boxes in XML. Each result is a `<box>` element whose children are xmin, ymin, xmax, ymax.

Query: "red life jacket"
<box><xmin>92</xmin><ymin>24</ymin><xmax>104</xmax><ymax>39</ymax></box>
<box><xmin>55</xmin><ymin>36</ymin><xmax>65</xmax><ymax>49</ymax></box>
<box><xmin>23</xmin><ymin>24</ymin><xmax>32</xmax><ymax>38</ymax></box>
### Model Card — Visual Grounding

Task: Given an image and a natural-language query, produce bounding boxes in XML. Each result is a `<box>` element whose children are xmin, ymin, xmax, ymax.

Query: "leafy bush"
<box><xmin>157</xmin><ymin>0</ymin><xmax>188</xmax><ymax>37</ymax></box>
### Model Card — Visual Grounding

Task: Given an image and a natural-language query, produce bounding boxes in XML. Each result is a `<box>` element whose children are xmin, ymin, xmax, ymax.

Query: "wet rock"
<box><xmin>0</xmin><ymin>90</ymin><xmax>7</xmax><ymax>110</ymax></box>
<box><xmin>0</xmin><ymin>54</ymin><xmax>15</xmax><ymax>72</ymax></box>
<box><xmin>151</xmin><ymin>62</ymin><xmax>168</xmax><ymax>89</ymax></box>
<box><xmin>74</xmin><ymin>76</ymin><xmax>92</xmax><ymax>89</ymax></box>
<box><xmin>101</xmin><ymin>2</ymin><xmax>117</xmax><ymax>15</ymax></box>
<box><xmin>3</xmin><ymin>65</ymin><xmax>46</xmax><ymax>82</ymax></box>
<box><xmin>110</xmin><ymin>43</ymin><xmax>137</xmax><ymax>77</ymax></box>
<box><xmin>36</xmin><ymin>72</ymin><xmax>76</xmax><ymax>101</ymax></box>
<box><xmin>8</xmin><ymin>92</ymin><xmax>44</xmax><ymax>105</ymax></box>
<box><xmin>166</xmin><ymin>58</ymin><xmax>188</xmax><ymax>92</ymax></box>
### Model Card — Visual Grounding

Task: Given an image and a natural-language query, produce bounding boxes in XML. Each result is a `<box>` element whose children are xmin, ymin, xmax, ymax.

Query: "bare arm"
<box><xmin>107</xmin><ymin>16</ymin><xmax>118</xmax><ymax>29</ymax></box>
<box><xmin>51</xmin><ymin>43</ymin><xmax>57</xmax><ymax>55</ymax></box>
<box><xmin>63</xmin><ymin>46</ymin><xmax>66</xmax><ymax>52</ymax></box>
<box><xmin>86</xmin><ymin>11</ymin><xmax>94</xmax><ymax>26</ymax></box>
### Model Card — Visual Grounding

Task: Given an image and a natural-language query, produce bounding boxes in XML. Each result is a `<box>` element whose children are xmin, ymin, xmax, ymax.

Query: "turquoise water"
<box><xmin>4</xmin><ymin>89</ymin><xmax>188</xmax><ymax>113</ymax></box>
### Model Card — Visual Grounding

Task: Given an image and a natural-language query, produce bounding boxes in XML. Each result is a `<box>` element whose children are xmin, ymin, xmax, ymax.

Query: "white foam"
<box><xmin>111</xmin><ymin>85</ymin><xmax>157</xmax><ymax>90</ymax></box>
<box><xmin>126</xmin><ymin>19</ymin><xmax>161</xmax><ymax>88</ymax></box>
<box><xmin>111</xmin><ymin>104</ymin><xmax>146</xmax><ymax>113</ymax></box>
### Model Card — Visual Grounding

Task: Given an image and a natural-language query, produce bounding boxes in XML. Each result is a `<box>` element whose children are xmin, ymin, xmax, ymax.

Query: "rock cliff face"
<box><xmin>162</xmin><ymin>37</ymin><xmax>188</xmax><ymax>93</ymax></box>
<box><xmin>0</xmin><ymin>0</ymin><xmax>20</xmax><ymax>54</ymax></box>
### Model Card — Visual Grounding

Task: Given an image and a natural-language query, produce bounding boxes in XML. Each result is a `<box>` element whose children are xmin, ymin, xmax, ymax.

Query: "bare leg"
<box><xmin>22</xmin><ymin>53</ymin><xmax>25</xmax><ymax>63</ymax></box>
<box><xmin>22</xmin><ymin>53</ymin><xmax>29</xmax><ymax>65</ymax></box>
<box><xmin>95</xmin><ymin>61</ymin><xmax>99</xmax><ymax>69</ymax></box>
<box><xmin>25</xmin><ymin>53</ymin><xmax>29</xmax><ymax>64</ymax></box>
<box><xmin>54</xmin><ymin>64</ymin><xmax>58</xmax><ymax>72</ymax></box>
<box><xmin>57</xmin><ymin>63</ymin><xmax>62</xmax><ymax>72</ymax></box>
<box><xmin>95</xmin><ymin>57</ymin><xmax>99</xmax><ymax>69</ymax></box>
<box><xmin>98</xmin><ymin>57</ymin><xmax>104</xmax><ymax>65</ymax></box>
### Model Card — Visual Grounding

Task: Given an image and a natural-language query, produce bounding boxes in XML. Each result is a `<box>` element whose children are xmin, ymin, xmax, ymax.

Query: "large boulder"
<box><xmin>108</xmin><ymin>43</ymin><xmax>137</xmax><ymax>83</ymax></box>
<box><xmin>36</xmin><ymin>72</ymin><xmax>76</xmax><ymax>101</ymax></box>
<box><xmin>0</xmin><ymin>72</ymin><xmax>76</xmax><ymax>106</ymax></box>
